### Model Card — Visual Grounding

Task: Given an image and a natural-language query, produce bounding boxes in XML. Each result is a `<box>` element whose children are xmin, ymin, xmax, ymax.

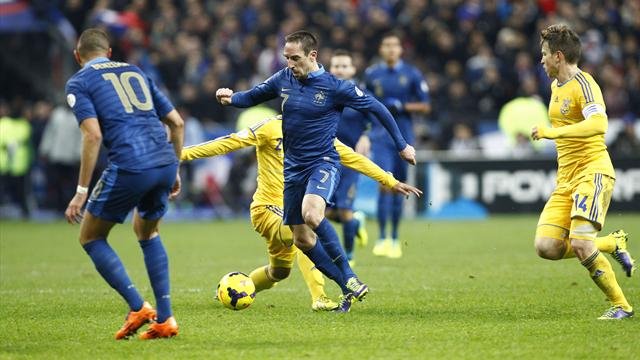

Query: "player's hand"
<box><xmin>531</xmin><ymin>125</ymin><xmax>550</xmax><ymax>140</ymax></box>
<box><xmin>216</xmin><ymin>88</ymin><xmax>234</xmax><ymax>105</ymax></box>
<box><xmin>64</xmin><ymin>193</ymin><xmax>87</xmax><ymax>224</ymax></box>
<box><xmin>391</xmin><ymin>182</ymin><xmax>423</xmax><ymax>198</ymax></box>
<box><xmin>399</xmin><ymin>144</ymin><xmax>416</xmax><ymax>165</ymax></box>
<box><xmin>355</xmin><ymin>135</ymin><xmax>371</xmax><ymax>156</ymax></box>
<box><xmin>169</xmin><ymin>173</ymin><xmax>181</xmax><ymax>200</ymax></box>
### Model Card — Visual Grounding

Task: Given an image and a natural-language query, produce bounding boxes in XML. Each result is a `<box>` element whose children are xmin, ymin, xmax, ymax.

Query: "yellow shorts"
<box><xmin>537</xmin><ymin>173</ymin><xmax>614</xmax><ymax>240</ymax></box>
<box><xmin>250</xmin><ymin>205</ymin><xmax>296</xmax><ymax>269</ymax></box>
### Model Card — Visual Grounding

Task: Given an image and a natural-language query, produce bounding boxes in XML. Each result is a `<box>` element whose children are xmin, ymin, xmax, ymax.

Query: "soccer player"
<box><xmin>326</xmin><ymin>49</ymin><xmax>372</xmax><ymax>266</ymax></box>
<box><xmin>181</xmin><ymin>116</ymin><xmax>421</xmax><ymax>311</ymax></box>
<box><xmin>64</xmin><ymin>28</ymin><xmax>183</xmax><ymax>338</ymax></box>
<box><xmin>364</xmin><ymin>32</ymin><xmax>431</xmax><ymax>259</ymax></box>
<box><xmin>216</xmin><ymin>30</ymin><xmax>416</xmax><ymax>311</ymax></box>
<box><xmin>532</xmin><ymin>24</ymin><xmax>635</xmax><ymax>320</ymax></box>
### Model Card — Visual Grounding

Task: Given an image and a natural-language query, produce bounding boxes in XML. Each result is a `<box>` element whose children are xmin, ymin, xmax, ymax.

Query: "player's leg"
<box><xmin>80</xmin><ymin>165</ymin><xmax>154</xmax><ymax>339</ymax></box>
<box><xmin>372</xmin><ymin>146</ymin><xmax>394</xmax><ymax>255</ymax></box>
<box><xmin>135</xmin><ymin>163</ymin><xmax>179</xmax><ymax>338</ymax></box>
<box><xmin>571</xmin><ymin>174</ymin><xmax>633</xmax><ymax>319</ymax></box>
<box><xmin>333</xmin><ymin>166</ymin><xmax>360</xmax><ymax>264</ymax></box>
<box><xmin>388</xmin><ymin>157</ymin><xmax>408</xmax><ymax>258</ymax></box>
<box><xmin>302</xmin><ymin>165</ymin><xmax>360</xmax><ymax>282</ymax></box>
<box><xmin>534</xmin><ymin>188</ymin><xmax>573</xmax><ymax>260</ymax></box>
<box><xmin>296</xmin><ymin>250</ymin><xmax>339</xmax><ymax>311</ymax></box>
<box><xmin>286</xmin><ymin>182</ymin><xmax>347</xmax><ymax>294</ymax></box>
<box><xmin>248</xmin><ymin>205</ymin><xmax>294</xmax><ymax>292</ymax></box>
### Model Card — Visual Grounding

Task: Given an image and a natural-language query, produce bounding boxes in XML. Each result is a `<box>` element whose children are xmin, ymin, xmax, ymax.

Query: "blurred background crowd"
<box><xmin>1</xmin><ymin>0</ymin><xmax>639</xmax><ymax>219</ymax></box>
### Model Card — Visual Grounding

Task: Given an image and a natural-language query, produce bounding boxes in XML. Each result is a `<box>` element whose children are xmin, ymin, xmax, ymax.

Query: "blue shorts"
<box><xmin>372</xmin><ymin>143</ymin><xmax>407</xmax><ymax>182</ymax></box>
<box><xmin>329</xmin><ymin>165</ymin><xmax>359</xmax><ymax>210</ymax></box>
<box><xmin>87</xmin><ymin>162</ymin><xmax>178</xmax><ymax>223</ymax></box>
<box><xmin>283</xmin><ymin>162</ymin><xmax>340</xmax><ymax>225</ymax></box>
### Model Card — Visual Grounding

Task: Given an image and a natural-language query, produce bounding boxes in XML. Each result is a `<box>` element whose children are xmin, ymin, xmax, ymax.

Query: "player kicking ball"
<box><xmin>532</xmin><ymin>24</ymin><xmax>635</xmax><ymax>320</ymax></box>
<box><xmin>181</xmin><ymin>116</ymin><xmax>421</xmax><ymax>311</ymax></box>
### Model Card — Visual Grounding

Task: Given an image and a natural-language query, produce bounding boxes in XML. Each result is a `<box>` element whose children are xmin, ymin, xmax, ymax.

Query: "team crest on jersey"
<box><xmin>399</xmin><ymin>75</ymin><xmax>408</xmax><ymax>86</ymax></box>
<box><xmin>560</xmin><ymin>98</ymin><xmax>571</xmax><ymax>115</ymax></box>
<box><xmin>313</xmin><ymin>90</ymin><xmax>326</xmax><ymax>105</ymax></box>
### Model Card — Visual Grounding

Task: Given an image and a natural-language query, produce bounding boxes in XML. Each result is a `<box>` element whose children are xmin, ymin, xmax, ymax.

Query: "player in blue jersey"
<box><xmin>64</xmin><ymin>29</ymin><xmax>183</xmax><ymax>339</ymax></box>
<box><xmin>326</xmin><ymin>50</ymin><xmax>372</xmax><ymax>266</ymax></box>
<box><xmin>364</xmin><ymin>32</ymin><xmax>431</xmax><ymax>259</ymax></box>
<box><xmin>216</xmin><ymin>31</ymin><xmax>416</xmax><ymax>312</ymax></box>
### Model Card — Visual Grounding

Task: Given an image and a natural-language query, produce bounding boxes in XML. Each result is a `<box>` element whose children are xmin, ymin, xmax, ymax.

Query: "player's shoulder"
<box><xmin>249</xmin><ymin>115</ymin><xmax>282</xmax><ymax>138</ymax></box>
<box><xmin>576</xmin><ymin>70</ymin><xmax>600</xmax><ymax>87</ymax></box>
<box><xmin>364</xmin><ymin>63</ymin><xmax>384</xmax><ymax>76</ymax></box>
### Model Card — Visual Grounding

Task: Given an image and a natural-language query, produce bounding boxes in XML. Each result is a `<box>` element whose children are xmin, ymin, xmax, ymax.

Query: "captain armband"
<box><xmin>581</xmin><ymin>103</ymin><xmax>606</xmax><ymax>120</ymax></box>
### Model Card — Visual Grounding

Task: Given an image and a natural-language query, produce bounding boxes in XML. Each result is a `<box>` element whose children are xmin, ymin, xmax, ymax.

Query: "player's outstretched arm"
<box><xmin>181</xmin><ymin>125</ymin><xmax>262</xmax><ymax>162</ymax></box>
<box><xmin>335</xmin><ymin>139</ymin><xmax>420</xmax><ymax>194</ymax></box>
<box><xmin>65</xmin><ymin>118</ymin><xmax>102</xmax><ymax>224</ymax></box>
<box><xmin>162</xmin><ymin>109</ymin><xmax>185</xmax><ymax>200</ymax></box>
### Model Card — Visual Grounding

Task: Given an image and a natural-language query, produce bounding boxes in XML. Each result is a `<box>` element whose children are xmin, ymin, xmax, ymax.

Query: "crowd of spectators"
<box><xmin>2</xmin><ymin>0</ymin><xmax>639</xmax><ymax>217</ymax></box>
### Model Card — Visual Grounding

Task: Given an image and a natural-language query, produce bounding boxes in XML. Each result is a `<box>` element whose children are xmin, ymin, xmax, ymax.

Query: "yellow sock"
<box><xmin>249</xmin><ymin>265</ymin><xmax>277</xmax><ymax>292</ymax></box>
<box><xmin>595</xmin><ymin>234</ymin><xmax>616</xmax><ymax>253</ymax></box>
<box><xmin>581</xmin><ymin>250</ymin><xmax>632</xmax><ymax>311</ymax></box>
<box><xmin>296</xmin><ymin>250</ymin><xmax>326</xmax><ymax>301</ymax></box>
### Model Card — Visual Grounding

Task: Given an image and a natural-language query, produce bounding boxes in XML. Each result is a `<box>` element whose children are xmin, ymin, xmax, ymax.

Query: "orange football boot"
<box><xmin>114</xmin><ymin>301</ymin><xmax>156</xmax><ymax>340</ymax></box>
<box><xmin>139</xmin><ymin>316</ymin><xmax>179</xmax><ymax>340</ymax></box>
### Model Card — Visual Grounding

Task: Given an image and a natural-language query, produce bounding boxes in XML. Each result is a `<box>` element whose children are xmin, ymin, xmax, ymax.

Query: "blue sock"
<box><xmin>377</xmin><ymin>192</ymin><xmax>391</xmax><ymax>240</ymax></box>
<box><xmin>314</xmin><ymin>218</ymin><xmax>356</xmax><ymax>281</ymax></box>
<box><xmin>303</xmin><ymin>240</ymin><xmax>348</xmax><ymax>293</ymax></box>
<box><xmin>391</xmin><ymin>194</ymin><xmax>403</xmax><ymax>240</ymax></box>
<box><xmin>342</xmin><ymin>218</ymin><xmax>358</xmax><ymax>259</ymax></box>
<box><xmin>140</xmin><ymin>236</ymin><xmax>172</xmax><ymax>323</ymax></box>
<box><xmin>83</xmin><ymin>238</ymin><xmax>144</xmax><ymax>311</ymax></box>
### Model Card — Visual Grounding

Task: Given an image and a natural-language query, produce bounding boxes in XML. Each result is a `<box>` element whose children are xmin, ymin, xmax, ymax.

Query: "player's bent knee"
<box><xmin>534</xmin><ymin>237</ymin><xmax>564</xmax><ymax>260</ymax></box>
<box><xmin>269</xmin><ymin>267</ymin><xmax>291</xmax><ymax>281</ymax></box>
<box><xmin>302</xmin><ymin>211</ymin><xmax>323</xmax><ymax>229</ymax></box>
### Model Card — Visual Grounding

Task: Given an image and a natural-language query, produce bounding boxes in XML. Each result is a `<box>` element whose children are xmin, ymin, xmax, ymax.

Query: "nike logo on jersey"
<box><xmin>282</xmin><ymin>88</ymin><xmax>290</xmax><ymax>92</ymax></box>
<box><xmin>316</xmin><ymin>185</ymin><xmax>327</xmax><ymax>190</ymax></box>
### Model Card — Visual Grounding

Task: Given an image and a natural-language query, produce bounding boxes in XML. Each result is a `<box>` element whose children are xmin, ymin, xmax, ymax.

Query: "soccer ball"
<box><xmin>216</xmin><ymin>271</ymin><xmax>256</xmax><ymax>310</ymax></box>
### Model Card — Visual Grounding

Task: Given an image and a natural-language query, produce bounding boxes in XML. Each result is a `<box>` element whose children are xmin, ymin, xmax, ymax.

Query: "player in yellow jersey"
<box><xmin>532</xmin><ymin>24</ymin><xmax>634</xmax><ymax>320</ymax></box>
<box><xmin>182</xmin><ymin>116</ymin><xmax>421</xmax><ymax>311</ymax></box>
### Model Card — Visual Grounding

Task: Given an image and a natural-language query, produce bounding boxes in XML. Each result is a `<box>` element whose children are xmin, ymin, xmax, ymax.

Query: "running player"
<box><xmin>532</xmin><ymin>24</ymin><xmax>634</xmax><ymax>319</ymax></box>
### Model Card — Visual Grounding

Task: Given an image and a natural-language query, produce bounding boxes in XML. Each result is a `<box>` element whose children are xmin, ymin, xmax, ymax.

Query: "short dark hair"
<box><xmin>284</xmin><ymin>30</ymin><xmax>318</xmax><ymax>55</ymax></box>
<box><xmin>77</xmin><ymin>28</ymin><xmax>110</xmax><ymax>58</ymax></box>
<box><xmin>331</xmin><ymin>49</ymin><xmax>351</xmax><ymax>58</ymax></box>
<box><xmin>381</xmin><ymin>30</ymin><xmax>402</xmax><ymax>43</ymax></box>
<box><xmin>540</xmin><ymin>24</ymin><xmax>581</xmax><ymax>64</ymax></box>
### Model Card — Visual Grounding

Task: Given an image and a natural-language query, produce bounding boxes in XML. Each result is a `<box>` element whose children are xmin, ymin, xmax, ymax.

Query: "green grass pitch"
<box><xmin>1</xmin><ymin>214</ymin><xmax>638</xmax><ymax>359</ymax></box>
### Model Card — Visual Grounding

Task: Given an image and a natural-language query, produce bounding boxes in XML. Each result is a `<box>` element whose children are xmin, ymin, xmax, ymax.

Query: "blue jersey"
<box><xmin>231</xmin><ymin>65</ymin><xmax>406</xmax><ymax>182</ymax></box>
<box><xmin>364</xmin><ymin>60</ymin><xmax>429</xmax><ymax>145</ymax></box>
<box><xmin>65</xmin><ymin>57</ymin><xmax>176</xmax><ymax>171</ymax></box>
<box><xmin>337</xmin><ymin>107</ymin><xmax>371</xmax><ymax>149</ymax></box>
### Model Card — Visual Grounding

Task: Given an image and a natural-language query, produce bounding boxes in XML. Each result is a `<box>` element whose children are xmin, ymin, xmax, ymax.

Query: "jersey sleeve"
<box><xmin>412</xmin><ymin>68</ymin><xmax>430</xmax><ymax>103</ymax></box>
<box><xmin>65</xmin><ymin>77</ymin><xmax>96</xmax><ymax>125</ymax></box>
<box><xmin>147</xmin><ymin>73</ymin><xmax>174</xmax><ymax>118</ymax></box>
<box><xmin>181</xmin><ymin>127</ymin><xmax>258</xmax><ymax>161</ymax></box>
<box><xmin>576</xmin><ymin>73</ymin><xmax>607</xmax><ymax>120</ymax></box>
<box><xmin>334</xmin><ymin>139</ymin><xmax>398</xmax><ymax>188</ymax></box>
<box><xmin>335</xmin><ymin>79</ymin><xmax>407</xmax><ymax>151</ymax></box>
<box><xmin>231</xmin><ymin>71</ymin><xmax>281</xmax><ymax>108</ymax></box>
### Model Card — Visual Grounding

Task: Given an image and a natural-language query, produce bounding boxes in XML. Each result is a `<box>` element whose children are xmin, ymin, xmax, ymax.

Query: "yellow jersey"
<box><xmin>548</xmin><ymin>70</ymin><xmax>614</xmax><ymax>185</ymax></box>
<box><xmin>181</xmin><ymin>116</ymin><xmax>398</xmax><ymax>208</ymax></box>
